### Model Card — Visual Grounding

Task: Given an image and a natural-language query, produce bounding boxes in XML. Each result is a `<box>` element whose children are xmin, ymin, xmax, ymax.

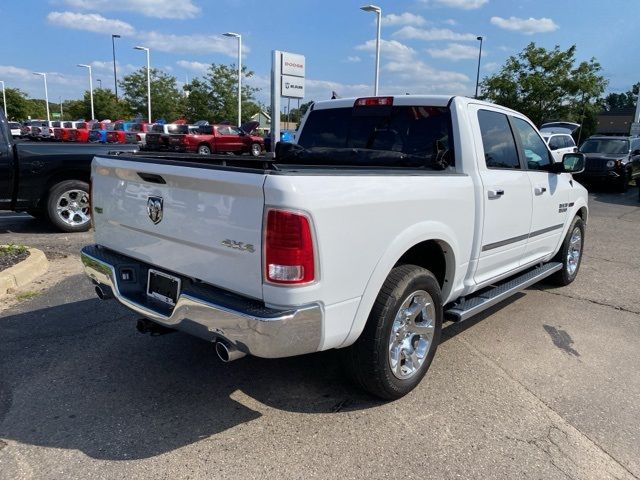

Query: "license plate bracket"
<box><xmin>147</xmin><ymin>269</ymin><xmax>181</xmax><ymax>306</ymax></box>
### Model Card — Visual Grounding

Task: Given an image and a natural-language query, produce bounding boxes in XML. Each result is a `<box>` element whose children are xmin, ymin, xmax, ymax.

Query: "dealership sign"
<box><xmin>281</xmin><ymin>74</ymin><xmax>305</xmax><ymax>99</ymax></box>
<box><xmin>282</xmin><ymin>52</ymin><xmax>305</xmax><ymax>78</ymax></box>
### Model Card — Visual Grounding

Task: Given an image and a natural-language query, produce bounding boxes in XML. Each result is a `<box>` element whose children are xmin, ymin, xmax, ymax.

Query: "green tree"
<box><xmin>1</xmin><ymin>88</ymin><xmax>30</xmax><ymax>120</ymax></box>
<box><xmin>480</xmin><ymin>43</ymin><xmax>607</xmax><ymax>137</ymax></box>
<box><xmin>24</xmin><ymin>99</ymin><xmax>49</xmax><ymax>120</ymax></box>
<box><xmin>204</xmin><ymin>63</ymin><xmax>260</xmax><ymax>123</ymax></box>
<box><xmin>120</xmin><ymin>67</ymin><xmax>183</xmax><ymax>121</ymax></box>
<box><xmin>64</xmin><ymin>99</ymin><xmax>86</xmax><ymax>120</ymax></box>
<box><xmin>604</xmin><ymin>83</ymin><xmax>640</xmax><ymax>111</ymax></box>
<box><xmin>183</xmin><ymin>78</ymin><xmax>213</xmax><ymax>122</ymax></box>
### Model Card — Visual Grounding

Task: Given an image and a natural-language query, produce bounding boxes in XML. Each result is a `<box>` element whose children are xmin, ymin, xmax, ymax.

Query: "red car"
<box><xmin>56</xmin><ymin>121</ymin><xmax>82</xmax><ymax>142</ymax></box>
<box><xmin>169</xmin><ymin>121</ymin><xmax>263</xmax><ymax>156</ymax></box>
<box><xmin>69</xmin><ymin>121</ymin><xmax>96</xmax><ymax>142</ymax></box>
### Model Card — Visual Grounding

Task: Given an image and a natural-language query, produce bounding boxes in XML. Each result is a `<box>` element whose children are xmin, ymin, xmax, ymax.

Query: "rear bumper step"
<box><xmin>445</xmin><ymin>262</ymin><xmax>562</xmax><ymax>322</ymax></box>
<box><xmin>80</xmin><ymin>245</ymin><xmax>323</xmax><ymax>358</ymax></box>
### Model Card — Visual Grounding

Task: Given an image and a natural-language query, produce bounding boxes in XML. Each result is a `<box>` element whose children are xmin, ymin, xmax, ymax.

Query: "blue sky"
<box><xmin>0</xmin><ymin>0</ymin><xmax>637</xmax><ymax>107</ymax></box>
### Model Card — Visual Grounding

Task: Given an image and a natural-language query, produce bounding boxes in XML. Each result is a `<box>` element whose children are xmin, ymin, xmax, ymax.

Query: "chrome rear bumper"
<box><xmin>81</xmin><ymin>245</ymin><xmax>323</xmax><ymax>358</ymax></box>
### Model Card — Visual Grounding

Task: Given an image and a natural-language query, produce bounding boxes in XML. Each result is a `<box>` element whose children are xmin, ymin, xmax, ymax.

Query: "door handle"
<box><xmin>487</xmin><ymin>189</ymin><xmax>504</xmax><ymax>199</ymax></box>
<box><xmin>534</xmin><ymin>186</ymin><xmax>547</xmax><ymax>195</ymax></box>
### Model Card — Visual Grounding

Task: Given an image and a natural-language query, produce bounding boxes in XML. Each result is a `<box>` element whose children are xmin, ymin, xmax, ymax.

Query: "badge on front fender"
<box><xmin>147</xmin><ymin>196</ymin><xmax>163</xmax><ymax>224</ymax></box>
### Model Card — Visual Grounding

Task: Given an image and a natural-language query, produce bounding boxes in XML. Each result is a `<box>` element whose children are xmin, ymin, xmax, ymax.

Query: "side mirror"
<box><xmin>632</xmin><ymin>149</ymin><xmax>640</xmax><ymax>156</ymax></box>
<box><xmin>560</xmin><ymin>152</ymin><xmax>585</xmax><ymax>174</ymax></box>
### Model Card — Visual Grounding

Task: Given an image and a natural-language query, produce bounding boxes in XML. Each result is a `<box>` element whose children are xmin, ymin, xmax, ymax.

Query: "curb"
<box><xmin>0</xmin><ymin>248</ymin><xmax>49</xmax><ymax>296</ymax></box>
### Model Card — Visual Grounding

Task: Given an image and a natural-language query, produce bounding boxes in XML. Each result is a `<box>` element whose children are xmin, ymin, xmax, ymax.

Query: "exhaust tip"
<box><xmin>95</xmin><ymin>285</ymin><xmax>113</xmax><ymax>300</ymax></box>
<box><xmin>215</xmin><ymin>341</ymin><xmax>246</xmax><ymax>363</ymax></box>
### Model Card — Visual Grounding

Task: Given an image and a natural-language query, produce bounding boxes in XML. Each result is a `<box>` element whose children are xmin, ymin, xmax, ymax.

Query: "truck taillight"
<box><xmin>265</xmin><ymin>209</ymin><xmax>315</xmax><ymax>285</ymax></box>
<box><xmin>354</xmin><ymin>96</ymin><xmax>394</xmax><ymax>107</ymax></box>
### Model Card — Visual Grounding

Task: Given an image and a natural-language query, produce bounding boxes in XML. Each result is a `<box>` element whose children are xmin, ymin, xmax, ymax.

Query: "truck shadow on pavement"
<box><xmin>0</xmin><ymin>297</ymin><xmax>379</xmax><ymax>461</ymax></box>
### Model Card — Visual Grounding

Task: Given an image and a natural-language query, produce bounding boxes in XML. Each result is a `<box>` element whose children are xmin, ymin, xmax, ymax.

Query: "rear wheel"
<box><xmin>46</xmin><ymin>180</ymin><xmax>91</xmax><ymax>233</ymax></box>
<box><xmin>345</xmin><ymin>265</ymin><xmax>442</xmax><ymax>400</ymax></box>
<box><xmin>197</xmin><ymin>144</ymin><xmax>211</xmax><ymax>155</ymax></box>
<box><xmin>250</xmin><ymin>143</ymin><xmax>262</xmax><ymax>157</ymax></box>
<box><xmin>548</xmin><ymin>216</ymin><xmax>585</xmax><ymax>286</ymax></box>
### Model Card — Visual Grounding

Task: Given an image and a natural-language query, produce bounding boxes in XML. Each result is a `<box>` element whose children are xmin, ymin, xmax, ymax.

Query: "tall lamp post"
<box><xmin>475</xmin><ymin>36</ymin><xmax>484</xmax><ymax>99</ymax></box>
<box><xmin>134</xmin><ymin>45</ymin><xmax>152</xmax><ymax>123</ymax></box>
<box><xmin>77</xmin><ymin>64</ymin><xmax>95</xmax><ymax>120</ymax></box>
<box><xmin>0</xmin><ymin>81</ymin><xmax>7</xmax><ymax>117</ymax></box>
<box><xmin>32</xmin><ymin>72</ymin><xmax>50</xmax><ymax>121</ymax></box>
<box><xmin>112</xmin><ymin>34</ymin><xmax>121</xmax><ymax>101</ymax></box>
<box><xmin>223</xmin><ymin>32</ymin><xmax>242</xmax><ymax>126</ymax></box>
<box><xmin>360</xmin><ymin>5</ymin><xmax>382</xmax><ymax>95</ymax></box>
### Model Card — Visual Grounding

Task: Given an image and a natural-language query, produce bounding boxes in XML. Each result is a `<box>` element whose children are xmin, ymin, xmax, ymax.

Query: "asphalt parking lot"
<box><xmin>1</xmin><ymin>187</ymin><xmax>639</xmax><ymax>480</ymax></box>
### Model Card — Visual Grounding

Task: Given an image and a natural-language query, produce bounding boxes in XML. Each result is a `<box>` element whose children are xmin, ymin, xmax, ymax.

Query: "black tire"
<box><xmin>345</xmin><ymin>265</ymin><xmax>442</xmax><ymax>400</ymax></box>
<box><xmin>548</xmin><ymin>216</ymin><xmax>585</xmax><ymax>286</ymax></box>
<box><xmin>46</xmin><ymin>180</ymin><xmax>91</xmax><ymax>233</ymax></box>
<box><xmin>250</xmin><ymin>143</ymin><xmax>262</xmax><ymax>157</ymax></box>
<box><xmin>197</xmin><ymin>144</ymin><xmax>211</xmax><ymax>155</ymax></box>
<box><xmin>617</xmin><ymin>168</ymin><xmax>629</xmax><ymax>192</ymax></box>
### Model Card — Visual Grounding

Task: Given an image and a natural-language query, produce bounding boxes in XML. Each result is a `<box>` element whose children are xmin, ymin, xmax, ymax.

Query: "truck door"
<box><xmin>473</xmin><ymin>108</ymin><xmax>533</xmax><ymax>286</ymax></box>
<box><xmin>0</xmin><ymin>116</ymin><xmax>15</xmax><ymax>208</ymax></box>
<box><xmin>216</xmin><ymin>125</ymin><xmax>243</xmax><ymax>152</ymax></box>
<box><xmin>511</xmin><ymin>116</ymin><xmax>569</xmax><ymax>263</ymax></box>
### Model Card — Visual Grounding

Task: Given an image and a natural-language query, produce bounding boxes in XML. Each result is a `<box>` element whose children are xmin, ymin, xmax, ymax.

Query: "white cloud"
<box><xmin>421</xmin><ymin>0</ymin><xmax>488</xmax><ymax>9</ymax></box>
<box><xmin>139</xmin><ymin>31</ymin><xmax>245</xmax><ymax>57</ymax></box>
<box><xmin>443</xmin><ymin>19</ymin><xmax>458</xmax><ymax>25</ymax></box>
<box><xmin>382</xmin><ymin>13</ymin><xmax>427</xmax><ymax>27</ymax></box>
<box><xmin>483</xmin><ymin>62</ymin><xmax>499</xmax><ymax>72</ymax></box>
<box><xmin>176</xmin><ymin>60</ymin><xmax>210</xmax><ymax>74</ymax></box>
<box><xmin>89</xmin><ymin>60</ymin><xmax>137</xmax><ymax>76</ymax></box>
<box><xmin>62</xmin><ymin>0</ymin><xmax>200</xmax><ymax>19</ymax></box>
<box><xmin>490</xmin><ymin>16</ymin><xmax>559</xmax><ymax>34</ymax></box>
<box><xmin>355</xmin><ymin>39</ymin><xmax>416</xmax><ymax>62</ymax></box>
<box><xmin>427</xmin><ymin>43</ymin><xmax>479</xmax><ymax>61</ymax></box>
<box><xmin>345</xmin><ymin>56</ymin><xmax>362</xmax><ymax>63</ymax></box>
<box><xmin>393</xmin><ymin>26</ymin><xmax>477</xmax><ymax>41</ymax></box>
<box><xmin>47</xmin><ymin>11</ymin><xmax>135</xmax><ymax>35</ymax></box>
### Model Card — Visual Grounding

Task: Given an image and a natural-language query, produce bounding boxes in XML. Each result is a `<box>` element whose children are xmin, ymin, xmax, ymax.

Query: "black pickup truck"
<box><xmin>0</xmin><ymin>110</ymin><xmax>138</xmax><ymax>232</ymax></box>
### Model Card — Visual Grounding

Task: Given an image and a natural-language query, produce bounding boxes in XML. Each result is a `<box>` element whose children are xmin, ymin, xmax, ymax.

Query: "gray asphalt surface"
<box><xmin>1</xmin><ymin>186</ymin><xmax>639</xmax><ymax>479</ymax></box>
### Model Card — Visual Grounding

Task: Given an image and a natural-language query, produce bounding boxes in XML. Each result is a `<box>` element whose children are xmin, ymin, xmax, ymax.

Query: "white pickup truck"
<box><xmin>81</xmin><ymin>95</ymin><xmax>588</xmax><ymax>399</ymax></box>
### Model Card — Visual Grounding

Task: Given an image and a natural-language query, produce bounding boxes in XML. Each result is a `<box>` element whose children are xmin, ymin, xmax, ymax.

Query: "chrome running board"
<box><xmin>445</xmin><ymin>262</ymin><xmax>562</xmax><ymax>322</ymax></box>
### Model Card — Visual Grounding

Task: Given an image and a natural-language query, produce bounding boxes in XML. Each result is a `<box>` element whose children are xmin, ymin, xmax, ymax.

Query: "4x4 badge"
<box><xmin>147</xmin><ymin>196</ymin><xmax>163</xmax><ymax>224</ymax></box>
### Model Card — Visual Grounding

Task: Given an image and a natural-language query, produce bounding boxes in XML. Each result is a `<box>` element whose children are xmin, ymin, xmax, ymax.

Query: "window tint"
<box><xmin>298</xmin><ymin>105</ymin><xmax>453</xmax><ymax>164</ymax></box>
<box><xmin>580</xmin><ymin>139</ymin><xmax>629</xmax><ymax>154</ymax></box>
<box><xmin>548</xmin><ymin>136</ymin><xmax>562</xmax><ymax>150</ymax></box>
<box><xmin>564</xmin><ymin>135</ymin><xmax>576</xmax><ymax>148</ymax></box>
<box><xmin>512</xmin><ymin>117</ymin><xmax>552</xmax><ymax>170</ymax></box>
<box><xmin>477</xmin><ymin>110</ymin><xmax>520</xmax><ymax>169</ymax></box>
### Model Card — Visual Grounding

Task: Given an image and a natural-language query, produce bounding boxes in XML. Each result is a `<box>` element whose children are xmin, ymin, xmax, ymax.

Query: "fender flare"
<box><xmin>338</xmin><ymin>221</ymin><xmax>460</xmax><ymax>348</ymax></box>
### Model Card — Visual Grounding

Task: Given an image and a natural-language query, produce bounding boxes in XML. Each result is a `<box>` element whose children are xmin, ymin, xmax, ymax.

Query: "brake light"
<box><xmin>265</xmin><ymin>209</ymin><xmax>315</xmax><ymax>284</ymax></box>
<box><xmin>354</xmin><ymin>96</ymin><xmax>394</xmax><ymax>107</ymax></box>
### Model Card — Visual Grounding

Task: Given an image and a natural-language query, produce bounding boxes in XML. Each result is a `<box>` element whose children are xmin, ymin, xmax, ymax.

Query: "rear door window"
<box><xmin>477</xmin><ymin>110</ymin><xmax>520</xmax><ymax>169</ymax></box>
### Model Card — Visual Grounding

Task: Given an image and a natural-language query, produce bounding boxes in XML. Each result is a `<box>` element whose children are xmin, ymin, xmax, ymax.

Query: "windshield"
<box><xmin>63</xmin><ymin>122</ymin><xmax>73</xmax><ymax>128</ymax></box>
<box><xmin>114</xmin><ymin>123</ymin><xmax>125</xmax><ymax>131</ymax></box>
<box><xmin>128</xmin><ymin>123</ymin><xmax>143</xmax><ymax>132</ymax></box>
<box><xmin>296</xmin><ymin>105</ymin><xmax>453</xmax><ymax>166</ymax></box>
<box><xmin>9</xmin><ymin>122</ymin><xmax>20</xmax><ymax>128</ymax></box>
<box><xmin>75</xmin><ymin>122</ymin><xmax>87</xmax><ymax>129</ymax></box>
<box><xmin>580</xmin><ymin>139</ymin><xmax>629</xmax><ymax>155</ymax></box>
<box><xmin>151</xmin><ymin>124</ymin><xmax>165</xmax><ymax>133</ymax></box>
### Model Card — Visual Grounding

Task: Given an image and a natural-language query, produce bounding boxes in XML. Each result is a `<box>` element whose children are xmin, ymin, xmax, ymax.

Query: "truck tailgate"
<box><xmin>91</xmin><ymin>156</ymin><xmax>267</xmax><ymax>300</ymax></box>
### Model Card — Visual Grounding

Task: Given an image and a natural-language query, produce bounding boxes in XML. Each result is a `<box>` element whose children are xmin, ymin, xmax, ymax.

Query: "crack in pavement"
<box><xmin>455</xmin><ymin>335</ymin><xmax>639</xmax><ymax>479</ymax></box>
<box><xmin>536</xmin><ymin>288</ymin><xmax>640</xmax><ymax>316</ymax></box>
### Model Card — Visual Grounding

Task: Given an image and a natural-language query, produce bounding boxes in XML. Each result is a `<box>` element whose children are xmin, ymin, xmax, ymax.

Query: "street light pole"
<box><xmin>59</xmin><ymin>96</ymin><xmax>64</xmax><ymax>120</ymax></box>
<box><xmin>475</xmin><ymin>36</ymin><xmax>484</xmax><ymax>99</ymax></box>
<box><xmin>77</xmin><ymin>64</ymin><xmax>94</xmax><ymax>120</ymax></box>
<box><xmin>112</xmin><ymin>34</ymin><xmax>121</xmax><ymax>101</ymax></box>
<box><xmin>223</xmin><ymin>32</ymin><xmax>242</xmax><ymax>126</ymax></box>
<box><xmin>33</xmin><ymin>72</ymin><xmax>50</xmax><ymax>121</ymax></box>
<box><xmin>0</xmin><ymin>81</ymin><xmax>7</xmax><ymax>117</ymax></box>
<box><xmin>360</xmin><ymin>5</ymin><xmax>382</xmax><ymax>95</ymax></box>
<box><xmin>134</xmin><ymin>46</ymin><xmax>152</xmax><ymax>123</ymax></box>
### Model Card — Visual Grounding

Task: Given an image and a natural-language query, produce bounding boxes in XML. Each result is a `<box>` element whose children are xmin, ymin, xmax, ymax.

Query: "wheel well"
<box><xmin>576</xmin><ymin>207</ymin><xmax>588</xmax><ymax>224</ymax></box>
<box><xmin>395</xmin><ymin>240</ymin><xmax>450</xmax><ymax>289</ymax></box>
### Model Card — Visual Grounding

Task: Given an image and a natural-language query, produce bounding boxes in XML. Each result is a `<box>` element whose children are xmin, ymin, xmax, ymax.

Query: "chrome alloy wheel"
<box><xmin>567</xmin><ymin>227</ymin><xmax>582</xmax><ymax>276</ymax></box>
<box><xmin>388</xmin><ymin>290</ymin><xmax>436</xmax><ymax>380</ymax></box>
<box><xmin>251</xmin><ymin>143</ymin><xmax>262</xmax><ymax>157</ymax></box>
<box><xmin>56</xmin><ymin>189</ymin><xmax>90</xmax><ymax>227</ymax></box>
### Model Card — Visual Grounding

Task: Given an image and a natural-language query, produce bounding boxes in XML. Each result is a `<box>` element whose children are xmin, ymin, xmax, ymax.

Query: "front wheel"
<box><xmin>548</xmin><ymin>216</ymin><xmax>585</xmax><ymax>286</ymax></box>
<box><xmin>617</xmin><ymin>169</ymin><xmax>629</xmax><ymax>192</ymax></box>
<box><xmin>345</xmin><ymin>265</ymin><xmax>442</xmax><ymax>400</ymax></box>
<box><xmin>46</xmin><ymin>180</ymin><xmax>91</xmax><ymax>233</ymax></box>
